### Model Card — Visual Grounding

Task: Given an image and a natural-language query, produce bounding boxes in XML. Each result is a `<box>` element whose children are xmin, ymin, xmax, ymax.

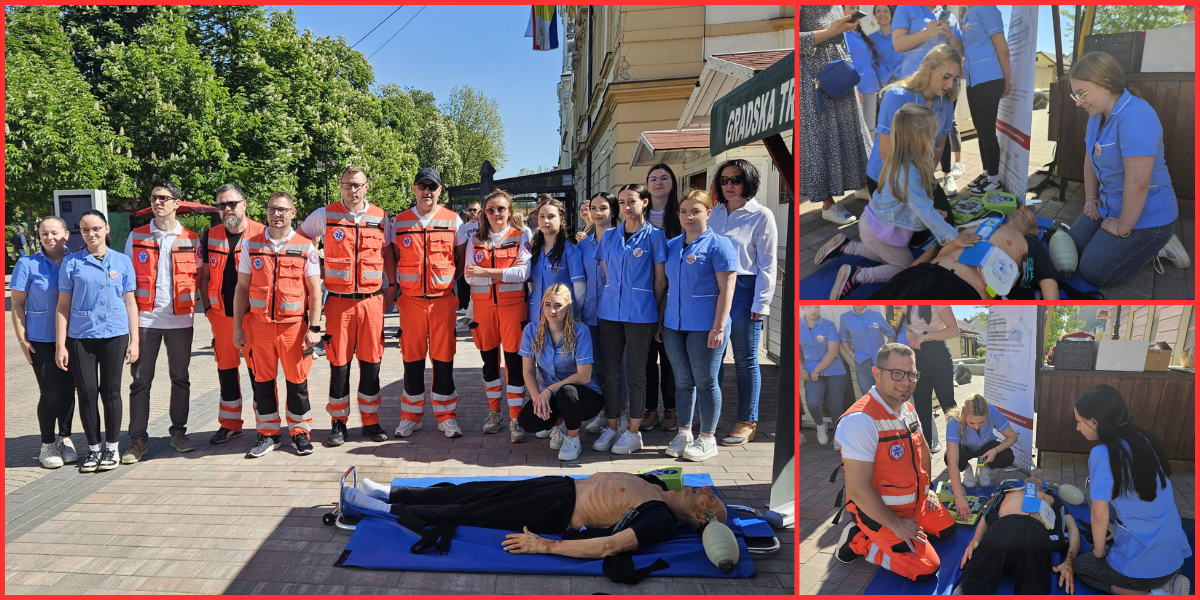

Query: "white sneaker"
<box><xmin>969</xmin><ymin>179</ymin><xmax>1002</xmax><ymax>195</ymax></box>
<box><xmin>56</xmin><ymin>437</ymin><xmax>77</xmax><ymax>464</ymax></box>
<box><xmin>1159</xmin><ymin>574</ymin><xmax>1191</xmax><ymax>595</ymax></box>
<box><xmin>666</xmin><ymin>431</ymin><xmax>693</xmax><ymax>458</ymax></box>
<box><xmin>509</xmin><ymin>419</ymin><xmax>527</xmax><ymax>443</ymax></box>
<box><xmin>1159</xmin><ymin>233</ymin><xmax>1191</xmax><ymax>269</ymax></box>
<box><xmin>395</xmin><ymin>419</ymin><xmax>423</xmax><ymax>438</ymax></box>
<box><xmin>930</xmin><ymin>439</ymin><xmax>943</xmax><ymax>453</ymax></box>
<box><xmin>942</xmin><ymin>174</ymin><xmax>959</xmax><ymax>196</ymax></box>
<box><xmin>963</xmin><ymin>463</ymin><xmax>976</xmax><ymax>488</ymax></box>
<box><xmin>585</xmin><ymin>412</ymin><xmax>606</xmax><ymax>435</ymax></box>
<box><xmin>833</xmin><ymin>437</ymin><xmax>841</xmax><ymax>452</ymax></box>
<box><xmin>816</xmin><ymin>425</ymin><xmax>830</xmax><ymax>446</ymax></box>
<box><xmin>610</xmin><ymin>430</ymin><xmax>643</xmax><ymax>455</ymax></box>
<box><xmin>682</xmin><ymin>435</ymin><xmax>718</xmax><ymax>461</ymax></box>
<box><xmin>949</xmin><ymin>162</ymin><xmax>966</xmax><ymax>178</ymax></box>
<box><xmin>822</xmin><ymin>203</ymin><xmax>857</xmax><ymax>225</ymax></box>
<box><xmin>549</xmin><ymin>423</ymin><xmax>566</xmax><ymax>450</ymax></box>
<box><xmin>593</xmin><ymin>427</ymin><xmax>619</xmax><ymax>452</ymax></box>
<box><xmin>978</xmin><ymin>465</ymin><xmax>991</xmax><ymax>487</ymax></box>
<box><xmin>39</xmin><ymin>443</ymin><xmax>64</xmax><ymax>469</ymax></box>
<box><xmin>557</xmin><ymin>435</ymin><xmax>582</xmax><ymax>461</ymax></box>
<box><xmin>438</xmin><ymin>418</ymin><xmax>463</xmax><ymax>439</ymax></box>
<box><xmin>854</xmin><ymin>187</ymin><xmax>871</xmax><ymax>200</ymax></box>
<box><xmin>482</xmin><ymin>410</ymin><xmax>504</xmax><ymax>434</ymax></box>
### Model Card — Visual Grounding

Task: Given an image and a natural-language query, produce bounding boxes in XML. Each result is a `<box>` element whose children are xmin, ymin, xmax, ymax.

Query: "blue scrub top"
<box><xmin>11</xmin><ymin>252</ymin><xmax>64</xmax><ymax>343</ymax></box>
<box><xmin>893</xmin><ymin>5</ymin><xmax>962</xmax><ymax>78</ymax></box>
<box><xmin>944</xmin><ymin>404</ymin><xmax>1009</xmax><ymax>451</ymax></box>
<box><xmin>845</xmin><ymin>30</ymin><xmax>881</xmax><ymax>95</ymax></box>
<box><xmin>597</xmin><ymin>221</ymin><xmax>667</xmax><ymax>324</ymax></box>
<box><xmin>867</xmin><ymin>86</ymin><xmax>956</xmax><ymax>181</ymax></box>
<box><xmin>528</xmin><ymin>241</ymin><xmax>586</xmax><ymax>323</ymax></box>
<box><xmin>57</xmin><ymin>247</ymin><xmax>136</xmax><ymax>339</ymax></box>
<box><xmin>1087</xmin><ymin>90</ymin><xmax>1179</xmax><ymax>230</ymax></box>
<box><xmin>578</xmin><ymin>230</ymin><xmax>608</xmax><ymax>327</ymax></box>
<box><xmin>663</xmin><ymin>229</ymin><xmax>739</xmax><ymax>332</ymax></box>
<box><xmin>960</xmin><ymin>5</ymin><xmax>1006</xmax><ymax>87</ymax></box>
<box><xmin>799</xmin><ymin>316</ymin><xmax>845</xmax><ymax>376</ymax></box>
<box><xmin>838</xmin><ymin>309</ymin><xmax>894</xmax><ymax>366</ymax></box>
<box><xmin>868</xmin><ymin>29</ymin><xmax>905</xmax><ymax>85</ymax></box>
<box><xmin>519</xmin><ymin>321</ymin><xmax>602</xmax><ymax>394</ymax></box>
<box><xmin>1089</xmin><ymin>441</ymin><xmax>1192</xmax><ymax>578</ymax></box>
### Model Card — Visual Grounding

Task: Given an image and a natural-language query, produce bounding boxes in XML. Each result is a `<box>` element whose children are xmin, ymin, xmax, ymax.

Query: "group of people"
<box><xmin>801</xmin><ymin>5</ymin><xmax>1189</xmax><ymax>300</ymax></box>
<box><xmin>11</xmin><ymin>158</ymin><xmax>777</xmax><ymax>471</ymax></box>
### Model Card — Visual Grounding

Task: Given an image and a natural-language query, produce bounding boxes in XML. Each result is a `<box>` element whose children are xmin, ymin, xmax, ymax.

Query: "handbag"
<box><xmin>799</xmin><ymin>54</ymin><xmax>860</xmax><ymax>113</ymax></box>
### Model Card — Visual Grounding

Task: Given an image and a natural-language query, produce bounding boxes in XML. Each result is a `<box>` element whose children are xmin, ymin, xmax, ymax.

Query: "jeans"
<box><xmin>719</xmin><ymin>275</ymin><xmax>763</xmax><ymax>424</ymax></box>
<box><xmin>1068</xmin><ymin>213</ymin><xmax>1175</xmax><ymax>287</ymax></box>
<box><xmin>599</xmin><ymin>319</ymin><xmax>655</xmax><ymax>419</ymax></box>
<box><xmin>589</xmin><ymin>324</ymin><xmax>629</xmax><ymax>411</ymax></box>
<box><xmin>803</xmin><ymin>373</ymin><xmax>848</xmax><ymax>427</ymax></box>
<box><xmin>913</xmin><ymin>340</ymin><xmax>956</xmax><ymax>444</ymax></box>
<box><xmin>663</xmin><ymin>327</ymin><xmax>728</xmax><ymax>435</ymax></box>
<box><xmin>31</xmin><ymin>340</ymin><xmax>76</xmax><ymax>443</ymax></box>
<box><xmin>853</xmin><ymin>358</ymin><xmax>876</xmax><ymax>398</ymax></box>
<box><xmin>128</xmin><ymin>326</ymin><xmax>195</xmax><ymax>441</ymax></box>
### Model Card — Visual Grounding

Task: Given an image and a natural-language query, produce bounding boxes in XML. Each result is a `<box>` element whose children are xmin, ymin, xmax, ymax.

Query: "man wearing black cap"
<box><xmin>390</xmin><ymin>167</ymin><xmax>466</xmax><ymax>439</ymax></box>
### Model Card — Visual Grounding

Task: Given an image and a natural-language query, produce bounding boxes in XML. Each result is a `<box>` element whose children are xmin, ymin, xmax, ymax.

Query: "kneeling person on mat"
<box><xmin>344</xmin><ymin>472</ymin><xmax>728</xmax><ymax>557</ymax></box>
<box><xmin>834</xmin><ymin>342</ymin><xmax>957</xmax><ymax>581</ymax></box>
<box><xmin>944</xmin><ymin>394</ymin><xmax>1018</xmax><ymax>511</ymax></box>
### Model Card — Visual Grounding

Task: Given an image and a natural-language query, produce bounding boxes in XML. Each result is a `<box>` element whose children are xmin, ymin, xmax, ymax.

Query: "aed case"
<box><xmin>950</xmin><ymin>191</ymin><xmax>1019</xmax><ymax>225</ymax></box>
<box><xmin>639</xmin><ymin>466</ymin><xmax>683</xmax><ymax>491</ymax></box>
<box><xmin>54</xmin><ymin>189</ymin><xmax>108</xmax><ymax>253</ymax></box>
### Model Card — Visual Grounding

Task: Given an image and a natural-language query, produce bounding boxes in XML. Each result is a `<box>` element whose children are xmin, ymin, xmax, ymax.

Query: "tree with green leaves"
<box><xmin>1059</xmin><ymin>6</ymin><xmax>1186</xmax><ymax>47</ymax></box>
<box><xmin>1045</xmin><ymin>305</ymin><xmax>1086</xmax><ymax>358</ymax></box>
<box><xmin>443</xmin><ymin>85</ymin><xmax>507</xmax><ymax>186</ymax></box>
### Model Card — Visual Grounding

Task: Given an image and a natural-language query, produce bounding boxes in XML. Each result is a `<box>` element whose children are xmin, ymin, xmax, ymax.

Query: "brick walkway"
<box><xmin>797</xmin><ymin>375</ymin><xmax>1195</xmax><ymax>595</ymax></box>
<box><xmin>798</xmin><ymin>108</ymin><xmax>1196</xmax><ymax>299</ymax></box>
<box><xmin>4</xmin><ymin>292</ymin><xmax>791</xmax><ymax>594</ymax></box>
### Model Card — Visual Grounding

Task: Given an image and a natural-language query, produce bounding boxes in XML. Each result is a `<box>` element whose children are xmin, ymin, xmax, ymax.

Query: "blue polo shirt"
<box><xmin>960</xmin><ymin>5</ymin><xmax>1006</xmax><ymax>87</ymax></box>
<box><xmin>893</xmin><ymin>5</ymin><xmax>962</xmax><ymax>78</ymax></box>
<box><xmin>58</xmin><ymin>247</ymin><xmax>137</xmax><ymax>339</ymax></box>
<box><xmin>11</xmin><ymin>252</ymin><xmax>64</xmax><ymax>343</ymax></box>
<box><xmin>944</xmin><ymin>404</ymin><xmax>1009</xmax><ymax>451</ymax></box>
<box><xmin>1087</xmin><ymin>90</ymin><xmax>1179</xmax><ymax>230</ymax></box>
<box><xmin>663</xmin><ymin>229</ymin><xmax>739</xmax><ymax>332</ymax></box>
<box><xmin>838</xmin><ymin>309</ymin><xmax>895</xmax><ymax>366</ymax></box>
<box><xmin>799</xmin><ymin>317</ymin><xmax>845</xmax><ymax>376</ymax></box>
<box><xmin>869</xmin><ymin>29</ymin><xmax>905</xmax><ymax>85</ymax></box>
<box><xmin>528</xmin><ymin>242</ymin><xmax>586</xmax><ymax>324</ymax></box>
<box><xmin>867</xmin><ymin>86</ymin><xmax>956</xmax><ymax>181</ymax></box>
<box><xmin>597</xmin><ymin>221</ymin><xmax>667</xmax><ymax>324</ymax></box>
<box><xmin>1088</xmin><ymin>440</ymin><xmax>1191</xmax><ymax>578</ymax></box>
<box><xmin>519</xmin><ymin>321</ymin><xmax>602</xmax><ymax>394</ymax></box>
<box><xmin>578</xmin><ymin>230</ymin><xmax>608</xmax><ymax>327</ymax></box>
<box><xmin>845</xmin><ymin>30</ymin><xmax>881</xmax><ymax>95</ymax></box>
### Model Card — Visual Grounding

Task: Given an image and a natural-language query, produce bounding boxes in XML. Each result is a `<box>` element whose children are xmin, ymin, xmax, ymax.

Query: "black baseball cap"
<box><xmin>415</xmin><ymin>167</ymin><xmax>442</xmax><ymax>188</ymax></box>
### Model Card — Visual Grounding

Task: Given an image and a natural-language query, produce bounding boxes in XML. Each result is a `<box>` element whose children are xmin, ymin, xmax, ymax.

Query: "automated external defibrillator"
<box><xmin>946</xmin><ymin>479</ymin><xmax>1074</xmax><ymax>554</ymax></box>
<box><xmin>955</xmin><ymin>215</ymin><xmax>1019</xmax><ymax>298</ymax></box>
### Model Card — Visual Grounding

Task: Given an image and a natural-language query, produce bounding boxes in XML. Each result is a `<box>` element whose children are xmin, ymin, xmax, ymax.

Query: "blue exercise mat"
<box><xmin>335</xmin><ymin>473</ymin><xmax>757</xmax><ymax>578</ymax></box>
<box><xmin>861</xmin><ymin>484</ymin><xmax>1196</xmax><ymax>595</ymax></box>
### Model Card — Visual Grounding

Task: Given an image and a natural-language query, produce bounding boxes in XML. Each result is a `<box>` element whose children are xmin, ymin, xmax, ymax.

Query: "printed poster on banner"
<box><xmin>983</xmin><ymin>305</ymin><xmax>1036</xmax><ymax>471</ymax></box>
<box><xmin>996</xmin><ymin>5</ymin><xmax>1038</xmax><ymax>202</ymax></box>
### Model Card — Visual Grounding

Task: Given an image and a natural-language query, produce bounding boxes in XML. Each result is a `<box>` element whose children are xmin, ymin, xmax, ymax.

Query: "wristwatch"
<box><xmin>308</xmin><ymin>324</ymin><xmax>322</xmax><ymax>333</ymax></box>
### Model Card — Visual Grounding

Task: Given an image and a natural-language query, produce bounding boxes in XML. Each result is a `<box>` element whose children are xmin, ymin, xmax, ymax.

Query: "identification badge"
<box><xmin>109</xmin><ymin>270</ymin><xmax>119</xmax><ymax>279</ymax></box>
<box><xmin>1094</xmin><ymin>142</ymin><xmax>1102</xmax><ymax>157</ymax></box>
<box><xmin>1039</xmin><ymin>499</ymin><xmax>1056</xmax><ymax>531</ymax></box>
<box><xmin>903</xmin><ymin>411</ymin><xmax>920</xmax><ymax>433</ymax></box>
<box><xmin>816</xmin><ymin>334</ymin><xmax>825</xmax><ymax>342</ymax></box>
<box><xmin>872</xmin><ymin>322</ymin><xmax>880</xmax><ymax>329</ymax></box>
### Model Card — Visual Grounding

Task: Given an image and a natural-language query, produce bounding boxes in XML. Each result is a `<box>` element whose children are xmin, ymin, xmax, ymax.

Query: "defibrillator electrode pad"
<box><xmin>954</xmin><ymin>216</ymin><xmax>1018</xmax><ymax>297</ymax></box>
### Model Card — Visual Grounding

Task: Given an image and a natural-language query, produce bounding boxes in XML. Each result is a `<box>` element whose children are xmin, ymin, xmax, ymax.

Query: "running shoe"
<box><xmin>292</xmin><ymin>432</ymin><xmax>314</xmax><ymax>456</ymax></box>
<box><xmin>682</xmin><ymin>435</ymin><xmax>718</xmax><ymax>461</ymax></box>
<box><xmin>942</xmin><ymin>173</ymin><xmax>959</xmax><ymax>197</ymax></box>
<box><xmin>210</xmin><ymin>428</ymin><xmax>243</xmax><ymax>445</ymax></box>
<box><xmin>831</xmin><ymin>265</ymin><xmax>862</xmax><ymax>300</ymax></box>
<box><xmin>1158</xmin><ymin>233</ymin><xmax>1191</xmax><ymax>269</ymax></box>
<box><xmin>246</xmin><ymin>434</ymin><xmax>280</xmax><ymax>458</ymax></box>
<box><xmin>949</xmin><ymin>162</ymin><xmax>966</xmax><ymax>178</ymax></box>
<box><xmin>507</xmin><ymin>419</ymin><xmax>525</xmax><ymax>443</ymax></box>
<box><xmin>325</xmin><ymin>420</ymin><xmax>347</xmax><ymax>447</ymax></box>
<box><xmin>822</xmin><ymin>203</ymin><xmax>858</xmax><ymax>225</ymax></box>
<box><xmin>362</xmin><ymin>423</ymin><xmax>389</xmax><ymax>442</ymax></box>
<box><xmin>558</xmin><ymin>435</ymin><xmax>582</xmax><ymax>461</ymax></box>
<box><xmin>482</xmin><ymin>410</ymin><xmax>504</xmax><ymax>434</ymax></box>
<box><xmin>394</xmin><ymin>419</ymin><xmax>423</xmax><ymax>438</ymax></box>
<box><xmin>439</xmin><ymin>418</ymin><xmax>464</xmax><ymax>439</ymax></box>
<box><xmin>814</xmin><ymin>233</ymin><xmax>850</xmax><ymax>265</ymax></box>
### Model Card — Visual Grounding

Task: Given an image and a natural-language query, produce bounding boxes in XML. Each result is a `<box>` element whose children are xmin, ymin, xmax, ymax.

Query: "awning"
<box><xmin>677</xmin><ymin>49</ymin><xmax>794</xmax><ymax>131</ymax></box>
<box><xmin>628</xmin><ymin>129</ymin><xmax>763</xmax><ymax>168</ymax></box>
<box><xmin>710</xmin><ymin>51</ymin><xmax>794</xmax><ymax>156</ymax></box>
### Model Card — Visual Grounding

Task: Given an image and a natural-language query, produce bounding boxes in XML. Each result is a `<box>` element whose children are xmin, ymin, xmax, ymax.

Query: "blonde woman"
<box><xmin>517</xmin><ymin>284</ymin><xmax>604</xmax><ymax>461</ymax></box>
<box><xmin>943</xmin><ymin>394</ymin><xmax>1018</xmax><ymax>520</ymax></box>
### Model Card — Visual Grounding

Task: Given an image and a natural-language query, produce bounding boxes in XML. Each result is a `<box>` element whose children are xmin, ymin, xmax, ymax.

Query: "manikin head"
<box><xmin>666</xmin><ymin>485</ymin><xmax>728</xmax><ymax>531</ymax></box>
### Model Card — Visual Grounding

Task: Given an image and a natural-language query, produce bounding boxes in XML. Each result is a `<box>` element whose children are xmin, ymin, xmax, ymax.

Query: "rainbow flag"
<box><xmin>527</xmin><ymin>5</ymin><xmax>558</xmax><ymax>51</ymax></box>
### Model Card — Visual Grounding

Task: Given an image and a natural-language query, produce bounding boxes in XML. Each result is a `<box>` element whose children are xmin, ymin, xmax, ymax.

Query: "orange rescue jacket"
<box><xmin>323</xmin><ymin>201</ymin><xmax>388</xmax><ymax>294</ymax></box>
<box><xmin>469</xmin><ymin>227</ymin><xmax>526</xmax><ymax>306</ymax></box>
<box><xmin>393</xmin><ymin>206</ymin><xmax>458</xmax><ymax>297</ymax></box>
<box><xmin>130</xmin><ymin>224</ymin><xmax>200</xmax><ymax>315</ymax></box>
<box><xmin>245</xmin><ymin>231</ymin><xmax>314</xmax><ymax>323</ymax></box>
<box><xmin>204</xmin><ymin>219</ymin><xmax>265</xmax><ymax>313</ymax></box>
<box><xmin>838</xmin><ymin>392</ymin><xmax>929</xmax><ymax>514</ymax></box>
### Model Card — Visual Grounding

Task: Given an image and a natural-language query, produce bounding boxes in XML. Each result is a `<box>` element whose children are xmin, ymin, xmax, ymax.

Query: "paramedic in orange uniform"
<box><xmin>232</xmin><ymin>192</ymin><xmax>323</xmax><ymax>459</ymax></box>
<box><xmin>463</xmin><ymin>190</ymin><xmax>532</xmax><ymax>441</ymax></box>
<box><xmin>298</xmin><ymin>165</ymin><xmax>395</xmax><ymax>446</ymax></box>
<box><xmin>391</xmin><ymin>167</ymin><xmax>465</xmax><ymax>439</ymax></box>
<box><xmin>199</xmin><ymin>183</ymin><xmax>265</xmax><ymax>445</ymax></box>
<box><xmin>833</xmin><ymin>342</ymin><xmax>957</xmax><ymax>581</ymax></box>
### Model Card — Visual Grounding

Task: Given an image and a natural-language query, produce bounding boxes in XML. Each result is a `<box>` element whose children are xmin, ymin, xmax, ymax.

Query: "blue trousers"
<box><xmin>663</xmin><ymin>327</ymin><xmax>729</xmax><ymax>435</ymax></box>
<box><xmin>854</xmin><ymin>358</ymin><xmax>876</xmax><ymax>397</ymax></box>
<box><xmin>719</xmin><ymin>275</ymin><xmax>763</xmax><ymax>423</ymax></box>
<box><xmin>804</xmin><ymin>373</ymin><xmax>848</xmax><ymax>427</ymax></box>
<box><xmin>1068</xmin><ymin>212</ymin><xmax>1175</xmax><ymax>287</ymax></box>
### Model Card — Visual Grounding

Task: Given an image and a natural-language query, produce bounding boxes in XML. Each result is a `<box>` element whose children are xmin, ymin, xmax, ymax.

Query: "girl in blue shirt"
<box><xmin>842</xmin><ymin>6</ymin><xmax>881</xmax><ymax>139</ymax></box>
<box><xmin>960</xmin><ymin>5</ymin><xmax>1011</xmax><ymax>196</ymax></box>
<box><xmin>642</xmin><ymin>163</ymin><xmax>682</xmax><ymax>433</ymax></box>
<box><xmin>1065</xmin><ymin>51</ymin><xmax>1187</xmax><ymax>287</ymax></box>
<box><xmin>868</xmin><ymin>5</ymin><xmax>904</xmax><ymax>86</ymax></box>
<box><xmin>942</xmin><ymin>395</ymin><xmax>1018</xmax><ymax>520</ymax></box>
<box><xmin>55</xmin><ymin>210</ymin><xmax>140</xmax><ymax>473</ymax></box>
<box><xmin>596</xmin><ymin>183</ymin><xmax>668</xmax><ymax>456</ymax></box>
<box><xmin>517</xmin><ymin>284</ymin><xmax>604</xmax><ymax>462</ymax></box>
<box><xmin>799</xmin><ymin>305</ymin><xmax>848</xmax><ymax>447</ymax></box>
<box><xmin>660</xmin><ymin>190</ymin><xmax>737</xmax><ymax>463</ymax></box>
<box><xmin>578</xmin><ymin>192</ymin><xmax>630</xmax><ymax>434</ymax></box>
<box><xmin>1072</xmin><ymin>384</ymin><xmax>1191</xmax><ymax>594</ymax></box>
<box><xmin>11</xmin><ymin>216</ymin><xmax>78</xmax><ymax>469</ymax></box>
<box><xmin>527</xmin><ymin>197</ymin><xmax>585</xmax><ymax>324</ymax></box>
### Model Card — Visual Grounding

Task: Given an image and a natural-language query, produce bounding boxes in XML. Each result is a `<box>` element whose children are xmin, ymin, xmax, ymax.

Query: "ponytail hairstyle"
<box><xmin>1067</xmin><ymin>51</ymin><xmax>1142</xmax><ymax>99</ymax></box>
<box><xmin>945</xmin><ymin>394</ymin><xmax>989</xmax><ymax>444</ymax></box>
<box><xmin>879</xmin><ymin>103</ymin><xmax>938</xmax><ymax>205</ymax></box>
<box><xmin>645</xmin><ymin>163</ymin><xmax>682</xmax><ymax>238</ymax></box>
<box><xmin>845</xmin><ymin>6</ymin><xmax>874</xmax><ymax>51</ymax></box>
<box><xmin>530</xmin><ymin>197</ymin><xmax>570</xmax><ymax>269</ymax></box>
<box><xmin>476</xmin><ymin>189</ymin><xmax>518</xmax><ymax>242</ymax></box>
<box><xmin>884</xmin><ymin>43</ymin><xmax>962</xmax><ymax>103</ymax></box>
<box><xmin>1074</xmin><ymin>384</ymin><xmax>1171</xmax><ymax>502</ymax></box>
<box><xmin>531</xmin><ymin>283</ymin><xmax>578</xmax><ymax>358</ymax></box>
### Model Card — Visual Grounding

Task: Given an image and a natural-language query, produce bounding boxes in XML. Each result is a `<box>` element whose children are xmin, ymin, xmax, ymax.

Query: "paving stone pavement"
<box><xmin>5</xmin><ymin>294</ymin><xmax>793</xmax><ymax>594</ymax></box>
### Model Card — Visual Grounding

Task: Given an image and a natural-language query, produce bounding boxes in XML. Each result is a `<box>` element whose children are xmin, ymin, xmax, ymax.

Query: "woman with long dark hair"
<box><xmin>1071</xmin><ymin>385</ymin><xmax>1191</xmax><ymax>594</ymax></box>
<box><xmin>579</xmin><ymin>192</ymin><xmax>630</xmax><ymax>434</ymax></box>
<box><xmin>528</xmin><ymin>198</ymin><xmax>585</xmax><ymax>325</ymax></box>
<box><xmin>641</xmin><ymin>163</ymin><xmax>680</xmax><ymax>431</ymax></box>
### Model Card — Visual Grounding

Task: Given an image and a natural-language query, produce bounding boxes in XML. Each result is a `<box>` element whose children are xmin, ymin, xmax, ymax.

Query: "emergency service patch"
<box><xmin>109</xmin><ymin>270</ymin><xmax>119</xmax><ymax>280</ymax></box>
<box><xmin>210</xmin><ymin>255</ymin><xmax>219</xmax><ymax>268</ymax></box>
<box><xmin>632</xmin><ymin>248</ymin><xmax>644</xmax><ymax>258</ymax></box>
<box><xmin>137</xmin><ymin>250</ymin><xmax>149</xmax><ymax>264</ymax></box>
<box><xmin>475</xmin><ymin>250</ymin><xmax>485</xmax><ymax>263</ymax></box>
<box><xmin>685</xmin><ymin>254</ymin><xmax>697</xmax><ymax>264</ymax></box>
<box><xmin>523</xmin><ymin>241</ymin><xmax>532</xmax><ymax>253</ymax></box>
<box><xmin>332</xmin><ymin>228</ymin><xmax>345</xmax><ymax>242</ymax></box>
<box><xmin>889</xmin><ymin>442</ymin><xmax>905</xmax><ymax>461</ymax></box>
<box><xmin>309</xmin><ymin>252</ymin><xmax>319</xmax><ymax>264</ymax></box>
<box><xmin>252</xmin><ymin>257</ymin><xmax>264</xmax><ymax>271</ymax></box>
<box><xmin>402</xmin><ymin>236</ymin><xmax>413</xmax><ymax>248</ymax></box>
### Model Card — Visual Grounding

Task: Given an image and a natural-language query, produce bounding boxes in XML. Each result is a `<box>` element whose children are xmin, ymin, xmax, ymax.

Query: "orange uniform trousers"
<box><xmin>247</xmin><ymin>317</ymin><xmax>314</xmax><ymax>436</ymax></box>
<box><xmin>845</xmin><ymin>496</ymin><xmax>958</xmax><ymax>581</ymax></box>
<box><xmin>398</xmin><ymin>294</ymin><xmax>458</xmax><ymax>423</ymax></box>
<box><xmin>471</xmin><ymin>301</ymin><xmax>527</xmax><ymax>418</ymax></box>
<box><xmin>323</xmin><ymin>294</ymin><xmax>385</xmax><ymax>426</ymax></box>
<box><xmin>208</xmin><ymin>311</ymin><xmax>252</xmax><ymax>431</ymax></box>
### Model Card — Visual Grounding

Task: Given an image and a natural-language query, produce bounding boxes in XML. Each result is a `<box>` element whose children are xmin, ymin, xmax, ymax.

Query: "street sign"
<box><xmin>710</xmin><ymin>51</ymin><xmax>794</xmax><ymax>156</ymax></box>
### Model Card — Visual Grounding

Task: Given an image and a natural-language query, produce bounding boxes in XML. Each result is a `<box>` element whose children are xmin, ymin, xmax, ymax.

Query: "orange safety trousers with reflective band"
<box><xmin>208</xmin><ymin>311</ymin><xmax>252</xmax><ymax>431</ymax></box>
<box><xmin>469</xmin><ymin>227</ymin><xmax>528</xmax><ymax>417</ymax></box>
<box><xmin>398</xmin><ymin>294</ymin><xmax>459</xmax><ymax>423</ymax></box>
<box><xmin>838</xmin><ymin>393</ymin><xmax>956</xmax><ymax>581</ymax></box>
<box><xmin>245</xmin><ymin>232</ymin><xmax>314</xmax><ymax>323</ymax></box>
<box><xmin>323</xmin><ymin>202</ymin><xmax>388</xmax><ymax>294</ymax></box>
<box><xmin>204</xmin><ymin>220</ymin><xmax>266</xmax><ymax>314</ymax></box>
<box><xmin>129</xmin><ymin>225</ymin><xmax>201</xmax><ymax>314</ymax></box>
<box><xmin>393</xmin><ymin>206</ymin><xmax>459</xmax><ymax>296</ymax></box>
<box><xmin>248</xmin><ymin>318</ymin><xmax>314</xmax><ymax>436</ymax></box>
<box><xmin>323</xmin><ymin>294</ymin><xmax>384</xmax><ymax>425</ymax></box>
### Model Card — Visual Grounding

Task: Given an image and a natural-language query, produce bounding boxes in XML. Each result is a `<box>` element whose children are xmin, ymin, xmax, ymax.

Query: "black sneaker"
<box><xmin>210</xmin><ymin>428</ymin><xmax>243</xmax><ymax>445</ymax></box>
<box><xmin>246</xmin><ymin>433</ymin><xmax>281</xmax><ymax>458</ymax></box>
<box><xmin>97</xmin><ymin>448</ymin><xmax>119</xmax><ymax>471</ymax></box>
<box><xmin>362</xmin><ymin>423</ymin><xmax>389</xmax><ymax>442</ymax></box>
<box><xmin>831</xmin><ymin>265</ymin><xmax>862</xmax><ymax>300</ymax></box>
<box><xmin>967</xmin><ymin>173</ymin><xmax>988</xmax><ymax>189</ymax></box>
<box><xmin>79</xmin><ymin>450</ymin><xmax>101</xmax><ymax>473</ymax></box>
<box><xmin>325</xmin><ymin>420</ymin><xmax>347</xmax><ymax>447</ymax></box>
<box><xmin>836</xmin><ymin>523</ymin><xmax>862</xmax><ymax>564</ymax></box>
<box><xmin>293</xmin><ymin>432</ymin><xmax>314</xmax><ymax>455</ymax></box>
<box><xmin>814</xmin><ymin>233</ymin><xmax>850</xmax><ymax>265</ymax></box>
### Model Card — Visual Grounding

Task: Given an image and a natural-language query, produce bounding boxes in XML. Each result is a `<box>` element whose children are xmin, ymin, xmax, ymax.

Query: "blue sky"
<box><xmin>997</xmin><ymin>5</ymin><xmax>1078</xmax><ymax>55</ymax></box>
<box><xmin>274</xmin><ymin>5</ymin><xmax>565</xmax><ymax>179</ymax></box>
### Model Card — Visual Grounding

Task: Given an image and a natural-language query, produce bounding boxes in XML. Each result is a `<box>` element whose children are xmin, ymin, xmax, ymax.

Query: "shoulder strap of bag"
<box><xmin>798</xmin><ymin>54</ymin><xmax>827</xmax><ymax>113</ymax></box>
